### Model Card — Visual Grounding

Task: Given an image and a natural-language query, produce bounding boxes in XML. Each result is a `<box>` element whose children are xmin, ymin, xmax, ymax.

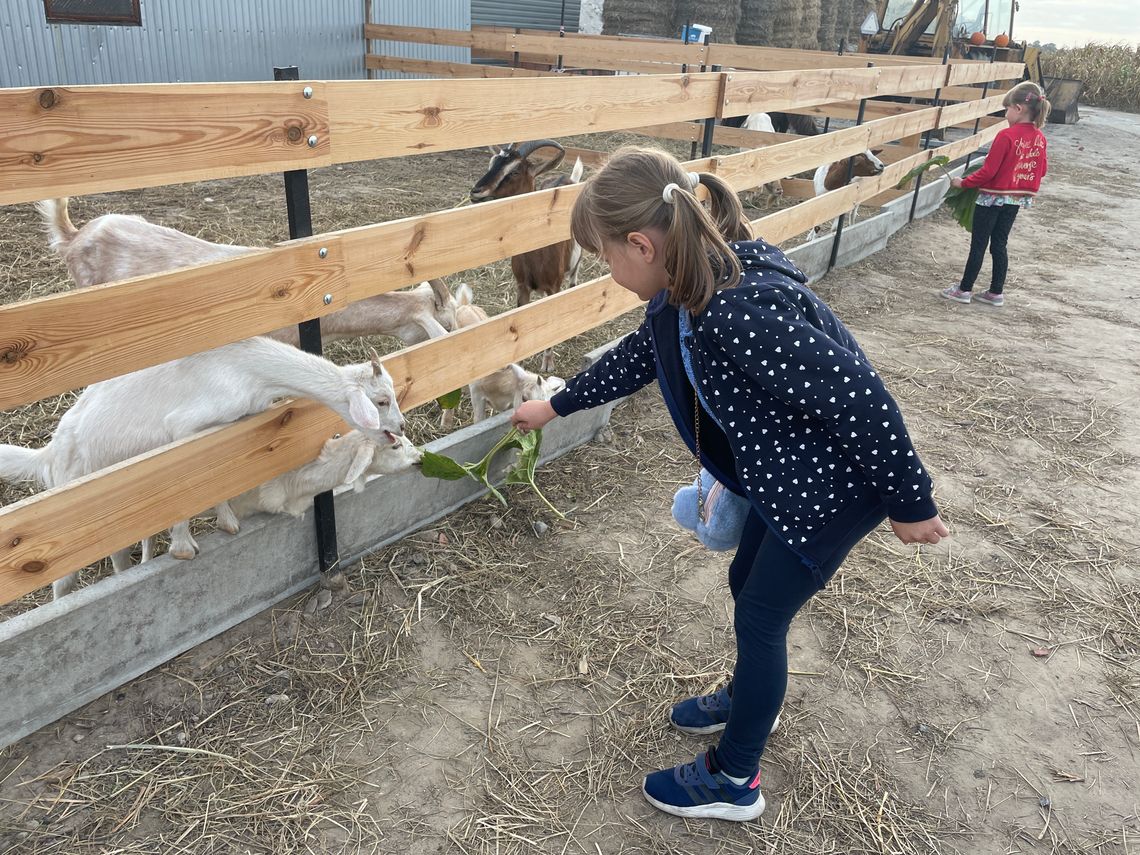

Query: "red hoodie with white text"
<box><xmin>961</xmin><ymin>122</ymin><xmax>1048</xmax><ymax>197</ymax></box>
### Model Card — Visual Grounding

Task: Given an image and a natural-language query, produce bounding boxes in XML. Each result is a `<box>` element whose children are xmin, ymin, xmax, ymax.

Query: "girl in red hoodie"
<box><xmin>942</xmin><ymin>82</ymin><xmax>1050</xmax><ymax>307</ymax></box>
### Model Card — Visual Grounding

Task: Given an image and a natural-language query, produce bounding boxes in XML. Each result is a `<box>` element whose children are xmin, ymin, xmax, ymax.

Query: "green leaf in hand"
<box><xmin>504</xmin><ymin>429</ymin><xmax>564</xmax><ymax>518</ymax></box>
<box><xmin>894</xmin><ymin>156</ymin><xmax>951</xmax><ymax>191</ymax></box>
<box><xmin>419</xmin><ymin>450</ymin><xmax>471</xmax><ymax>481</ymax></box>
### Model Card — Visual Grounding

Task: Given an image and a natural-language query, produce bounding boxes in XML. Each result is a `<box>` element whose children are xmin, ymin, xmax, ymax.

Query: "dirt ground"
<box><xmin>1</xmin><ymin>109</ymin><xmax>1138</xmax><ymax>853</ymax></box>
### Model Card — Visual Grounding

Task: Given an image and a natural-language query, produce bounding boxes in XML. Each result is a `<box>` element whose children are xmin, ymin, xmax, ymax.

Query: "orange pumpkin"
<box><xmin>994</xmin><ymin>33</ymin><xmax>1010</xmax><ymax>47</ymax></box>
<box><xmin>969</xmin><ymin>31</ymin><xmax>986</xmax><ymax>45</ymax></box>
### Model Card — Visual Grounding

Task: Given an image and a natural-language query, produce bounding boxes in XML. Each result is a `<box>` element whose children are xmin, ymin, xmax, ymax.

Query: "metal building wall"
<box><xmin>366</xmin><ymin>0</ymin><xmax>470</xmax><ymax>80</ymax></box>
<box><xmin>1</xmin><ymin>0</ymin><xmax>467</xmax><ymax>87</ymax></box>
<box><xmin>471</xmin><ymin>0</ymin><xmax>582</xmax><ymax>32</ymax></box>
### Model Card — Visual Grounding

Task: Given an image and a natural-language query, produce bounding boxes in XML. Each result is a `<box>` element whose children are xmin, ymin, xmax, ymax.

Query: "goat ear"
<box><xmin>348</xmin><ymin>389</ymin><xmax>381</xmax><ymax>431</ymax></box>
<box><xmin>368</xmin><ymin>347</ymin><xmax>384</xmax><ymax>378</ymax></box>
<box><xmin>345</xmin><ymin>443</ymin><xmax>376</xmax><ymax>488</ymax></box>
<box><xmin>871</xmin><ymin>148</ymin><xmax>884</xmax><ymax>155</ymax></box>
<box><xmin>456</xmin><ymin>283</ymin><xmax>473</xmax><ymax>306</ymax></box>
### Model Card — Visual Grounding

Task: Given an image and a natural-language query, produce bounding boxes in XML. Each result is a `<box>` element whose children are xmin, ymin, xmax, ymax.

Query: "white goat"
<box><xmin>37</xmin><ymin>198</ymin><xmax>460</xmax><ymax>346</ymax></box>
<box><xmin>0</xmin><ymin>337</ymin><xmax>404</xmax><ymax>598</ymax></box>
<box><xmin>439</xmin><ymin>285</ymin><xmax>566</xmax><ymax>429</ymax></box>
<box><xmin>138</xmin><ymin>432</ymin><xmax>423</xmax><ymax>562</ymax></box>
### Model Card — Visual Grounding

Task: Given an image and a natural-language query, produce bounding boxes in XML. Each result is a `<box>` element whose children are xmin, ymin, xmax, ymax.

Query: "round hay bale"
<box><xmin>797</xmin><ymin>0</ymin><xmax>822</xmax><ymax>48</ymax></box>
<box><xmin>818</xmin><ymin>0</ymin><xmax>840</xmax><ymax>51</ymax></box>
<box><xmin>737</xmin><ymin>0</ymin><xmax>775</xmax><ymax>46</ymax></box>
<box><xmin>602</xmin><ymin>0</ymin><xmax>678</xmax><ymax>38</ymax></box>
<box><xmin>770</xmin><ymin>0</ymin><xmax>803</xmax><ymax>48</ymax></box>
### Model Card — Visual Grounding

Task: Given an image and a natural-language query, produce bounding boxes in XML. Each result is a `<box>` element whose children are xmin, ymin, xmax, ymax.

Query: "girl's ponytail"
<box><xmin>570</xmin><ymin>147</ymin><xmax>752</xmax><ymax>315</ymax></box>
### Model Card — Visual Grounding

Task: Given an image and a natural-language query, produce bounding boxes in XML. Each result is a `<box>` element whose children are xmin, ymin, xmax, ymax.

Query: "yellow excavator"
<box><xmin>860</xmin><ymin>0</ymin><xmax>1081</xmax><ymax>121</ymax></box>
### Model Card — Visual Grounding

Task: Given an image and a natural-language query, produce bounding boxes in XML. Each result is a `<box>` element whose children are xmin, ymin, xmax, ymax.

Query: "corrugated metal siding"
<box><xmin>472</xmin><ymin>0</ymin><xmax>582</xmax><ymax>32</ymax></box>
<box><xmin>367</xmin><ymin>0</ymin><xmax>470</xmax><ymax>80</ymax></box>
<box><xmin>1</xmin><ymin>0</ymin><xmax>433</xmax><ymax>87</ymax></box>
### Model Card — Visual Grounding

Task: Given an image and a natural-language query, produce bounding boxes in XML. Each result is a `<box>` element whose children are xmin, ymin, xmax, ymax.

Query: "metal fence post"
<box><xmin>909</xmin><ymin>46</ymin><xmax>952</xmax><ymax>222</ymax></box>
<box><xmin>964</xmin><ymin>50</ymin><xmax>999</xmax><ymax>171</ymax></box>
<box><xmin>701</xmin><ymin>64</ymin><xmax>722</xmax><ymax>158</ymax></box>
<box><xmin>273</xmin><ymin>65</ymin><xmax>342</xmax><ymax>582</ymax></box>
<box><xmin>828</xmin><ymin>62</ymin><xmax>873</xmax><ymax>271</ymax></box>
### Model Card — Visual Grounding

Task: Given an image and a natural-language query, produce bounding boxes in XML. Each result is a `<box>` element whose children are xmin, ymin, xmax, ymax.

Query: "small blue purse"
<box><xmin>672</xmin><ymin>467</ymin><xmax>750</xmax><ymax>551</ymax></box>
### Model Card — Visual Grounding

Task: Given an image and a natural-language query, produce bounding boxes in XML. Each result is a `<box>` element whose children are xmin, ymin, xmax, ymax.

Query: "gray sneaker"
<box><xmin>975</xmin><ymin>290</ymin><xmax>1005</xmax><ymax>307</ymax></box>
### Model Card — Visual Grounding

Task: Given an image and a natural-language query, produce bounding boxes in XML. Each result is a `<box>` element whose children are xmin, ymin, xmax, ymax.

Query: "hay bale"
<box><xmin>675</xmin><ymin>0</ymin><xmax>742</xmax><ymax>44</ymax></box>
<box><xmin>737</xmin><ymin>0</ymin><xmax>775</xmax><ymax>46</ymax></box>
<box><xmin>602</xmin><ymin>0</ymin><xmax>678</xmax><ymax>38</ymax></box>
<box><xmin>770</xmin><ymin>0</ymin><xmax>802</xmax><ymax>47</ymax></box>
<box><xmin>818</xmin><ymin>0</ymin><xmax>840</xmax><ymax>51</ymax></box>
<box><xmin>797</xmin><ymin>0</ymin><xmax>822</xmax><ymax>48</ymax></box>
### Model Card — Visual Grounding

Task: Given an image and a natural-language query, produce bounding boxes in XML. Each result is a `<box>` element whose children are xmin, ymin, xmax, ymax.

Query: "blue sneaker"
<box><xmin>670</xmin><ymin>686</ymin><xmax>782</xmax><ymax>736</ymax></box>
<box><xmin>642</xmin><ymin>752</ymin><xmax>765</xmax><ymax>821</ymax></box>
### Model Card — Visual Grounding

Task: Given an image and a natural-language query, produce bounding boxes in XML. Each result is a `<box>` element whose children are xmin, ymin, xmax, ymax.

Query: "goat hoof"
<box><xmin>169</xmin><ymin>546</ymin><xmax>197</xmax><ymax>561</ymax></box>
<box><xmin>218</xmin><ymin>520</ymin><xmax>240</xmax><ymax>535</ymax></box>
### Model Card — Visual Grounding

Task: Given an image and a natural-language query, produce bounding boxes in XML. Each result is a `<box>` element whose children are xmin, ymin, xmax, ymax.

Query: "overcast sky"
<box><xmin>1015</xmin><ymin>0</ymin><xmax>1139</xmax><ymax>46</ymax></box>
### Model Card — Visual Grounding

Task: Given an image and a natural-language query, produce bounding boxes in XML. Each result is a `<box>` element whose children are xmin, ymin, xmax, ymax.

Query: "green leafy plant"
<box><xmin>436</xmin><ymin>389</ymin><xmax>462</xmax><ymax>411</ymax></box>
<box><xmin>942</xmin><ymin>163</ymin><xmax>984</xmax><ymax>232</ymax></box>
<box><xmin>894</xmin><ymin>155</ymin><xmax>951</xmax><ymax>191</ymax></box>
<box><xmin>420</xmin><ymin>427</ymin><xmax>564</xmax><ymax>517</ymax></box>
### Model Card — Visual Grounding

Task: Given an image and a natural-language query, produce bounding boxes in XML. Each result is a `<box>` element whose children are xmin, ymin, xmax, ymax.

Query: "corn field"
<box><xmin>1043</xmin><ymin>43</ymin><xmax>1140</xmax><ymax>112</ymax></box>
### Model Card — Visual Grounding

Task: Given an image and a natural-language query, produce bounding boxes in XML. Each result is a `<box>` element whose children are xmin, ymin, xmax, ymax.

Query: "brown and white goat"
<box><xmin>808</xmin><ymin>149</ymin><xmax>886</xmax><ymax>240</ymax></box>
<box><xmin>470</xmin><ymin>141</ymin><xmax>584</xmax><ymax>373</ymax></box>
<box><xmin>439</xmin><ymin>285</ymin><xmax>566</xmax><ymax>429</ymax></box>
<box><xmin>37</xmin><ymin>198</ymin><xmax>460</xmax><ymax>346</ymax></box>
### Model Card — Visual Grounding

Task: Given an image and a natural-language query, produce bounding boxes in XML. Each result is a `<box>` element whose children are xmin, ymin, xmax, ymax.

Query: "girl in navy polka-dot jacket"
<box><xmin>512</xmin><ymin>147</ymin><xmax>948</xmax><ymax>823</ymax></box>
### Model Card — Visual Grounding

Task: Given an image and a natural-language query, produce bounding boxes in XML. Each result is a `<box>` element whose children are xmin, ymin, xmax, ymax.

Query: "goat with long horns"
<box><xmin>471</xmin><ymin>140</ymin><xmax>584</xmax><ymax>373</ymax></box>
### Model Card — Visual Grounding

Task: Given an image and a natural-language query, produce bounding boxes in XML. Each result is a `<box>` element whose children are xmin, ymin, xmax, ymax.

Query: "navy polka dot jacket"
<box><xmin>550</xmin><ymin>239</ymin><xmax>938</xmax><ymax>573</ymax></box>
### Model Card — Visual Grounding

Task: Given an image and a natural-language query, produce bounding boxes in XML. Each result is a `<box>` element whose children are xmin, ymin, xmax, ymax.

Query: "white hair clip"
<box><xmin>687</xmin><ymin>171</ymin><xmax>701</xmax><ymax>188</ymax></box>
<box><xmin>662</xmin><ymin>182</ymin><xmax>681</xmax><ymax>203</ymax></box>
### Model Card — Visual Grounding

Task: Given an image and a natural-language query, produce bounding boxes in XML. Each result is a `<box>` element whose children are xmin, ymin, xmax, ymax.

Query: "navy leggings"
<box><xmin>713</xmin><ymin>504</ymin><xmax>886</xmax><ymax>777</ymax></box>
<box><xmin>960</xmin><ymin>203</ymin><xmax>1020</xmax><ymax>294</ymax></box>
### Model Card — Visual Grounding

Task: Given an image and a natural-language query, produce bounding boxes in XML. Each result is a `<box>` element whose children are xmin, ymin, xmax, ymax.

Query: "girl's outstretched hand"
<box><xmin>512</xmin><ymin>399</ymin><xmax>557</xmax><ymax>433</ymax></box>
<box><xmin>950</xmin><ymin>177</ymin><xmax>964</xmax><ymax>189</ymax></box>
<box><xmin>890</xmin><ymin>515</ymin><xmax>950</xmax><ymax>545</ymax></box>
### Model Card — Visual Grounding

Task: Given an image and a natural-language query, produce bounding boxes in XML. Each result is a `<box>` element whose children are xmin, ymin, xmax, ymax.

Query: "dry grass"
<box><xmin>1043</xmin><ymin>43</ymin><xmax>1140</xmax><ymax>113</ymax></box>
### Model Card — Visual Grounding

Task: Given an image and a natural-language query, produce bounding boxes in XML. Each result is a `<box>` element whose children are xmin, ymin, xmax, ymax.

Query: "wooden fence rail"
<box><xmin>0</xmin><ymin>54</ymin><xmax>1015</xmax><ymax>603</ymax></box>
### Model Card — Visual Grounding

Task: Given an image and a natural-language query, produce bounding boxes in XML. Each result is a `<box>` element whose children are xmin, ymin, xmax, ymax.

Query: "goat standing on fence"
<box><xmin>470</xmin><ymin>141</ymin><xmax>584</xmax><ymax>374</ymax></box>
<box><xmin>0</xmin><ymin>337</ymin><xmax>404</xmax><ymax>598</ymax></box>
<box><xmin>37</xmin><ymin>198</ymin><xmax>462</xmax><ymax>346</ymax></box>
<box><xmin>808</xmin><ymin>149</ymin><xmax>886</xmax><ymax>240</ymax></box>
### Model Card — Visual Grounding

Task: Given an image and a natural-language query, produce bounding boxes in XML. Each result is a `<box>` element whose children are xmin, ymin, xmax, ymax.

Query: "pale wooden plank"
<box><xmin>0</xmin><ymin>402</ymin><xmax>344</xmax><ymax>604</ymax></box>
<box><xmin>0</xmin><ymin>238</ymin><xmax>349</xmax><ymax>411</ymax></box>
<box><xmin>366</xmin><ymin>54</ymin><xmax>553</xmax><ymax>78</ymax></box>
<box><xmin>0</xmin><ymin>82</ymin><xmax>331</xmax><ymax>207</ymax></box>
<box><xmin>324</xmin><ymin>74</ymin><xmax>723</xmax><ymax>163</ymax></box>
<box><xmin>365</xmin><ymin>23</ymin><xmax>480</xmax><ymax>47</ymax></box>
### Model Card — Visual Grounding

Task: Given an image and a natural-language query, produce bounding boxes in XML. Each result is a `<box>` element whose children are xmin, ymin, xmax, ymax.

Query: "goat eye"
<box><xmin>375</xmin><ymin>399</ymin><xmax>389</xmax><ymax>408</ymax></box>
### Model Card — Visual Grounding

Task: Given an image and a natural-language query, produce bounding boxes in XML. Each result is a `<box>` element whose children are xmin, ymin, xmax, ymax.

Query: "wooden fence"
<box><xmin>0</xmin><ymin>59</ymin><xmax>1016</xmax><ymax>606</ymax></box>
<box><xmin>365</xmin><ymin>24</ymin><xmax>1023</xmax><ymax>126</ymax></box>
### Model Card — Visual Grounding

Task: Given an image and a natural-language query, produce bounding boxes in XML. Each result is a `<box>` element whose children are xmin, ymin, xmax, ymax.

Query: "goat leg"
<box><xmin>168</xmin><ymin>520</ymin><xmax>199</xmax><ymax>560</ymax></box>
<box><xmin>214</xmin><ymin>501</ymin><xmax>240</xmax><ymax>535</ymax></box>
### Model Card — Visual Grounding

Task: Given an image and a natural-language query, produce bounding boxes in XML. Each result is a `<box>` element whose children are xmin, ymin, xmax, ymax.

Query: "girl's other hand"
<box><xmin>950</xmin><ymin>177</ymin><xmax>964</xmax><ymax>189</ymax></box>
<box><xmin>890</xmin><ymin>515</ymin><xmax>950</xmax><ymax>545</ymax></box>
<box><xmin>512</xmin><ymin>399</ymin><xmax>557</xmax><ymax>433</ymax></box>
